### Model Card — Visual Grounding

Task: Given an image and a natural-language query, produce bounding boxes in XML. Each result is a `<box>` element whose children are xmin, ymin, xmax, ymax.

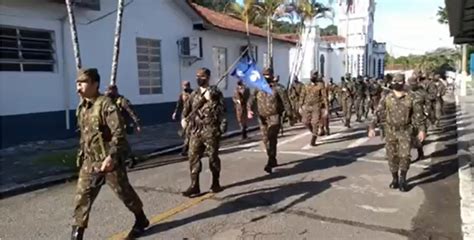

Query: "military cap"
<box><xmin>407</xmin><ymin>76</ymin><xmax>417</xmax><ymax>85</ymax></box>
<box><xmin>76</xmin><ymin>68</ymin><xmax>100</xmax><ymax>83</ymax></box>
<box><xmin>393</xmin><ymin>73</ymin><xmax>405</xmax><ymax>82</ymax></box>
<box><xmin>311</xmin><ymin>70</ymin><xmax>319</xmax><ymax>77</ymax></box>
<box><xmin>262</xmin><ymin>67</ymin><xmax>274</xmax><ymax>76</ymax></box>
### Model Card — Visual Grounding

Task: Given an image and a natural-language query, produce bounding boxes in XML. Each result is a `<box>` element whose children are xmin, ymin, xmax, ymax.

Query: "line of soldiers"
<box><xmin>72</xmin><ymin>65</ymin><xmax>446</xmax><ymax>239</ymax></box>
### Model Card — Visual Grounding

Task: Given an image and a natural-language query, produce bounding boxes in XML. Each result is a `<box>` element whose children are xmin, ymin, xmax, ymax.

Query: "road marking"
<box><xmin>347</xmin><ymin>137</ymin><xmax>369</xmax><ymax>148</ymax></box>
<box><xmin>220</xmin><ymin>141</ymin><xmax>260</xmax><ymax>151</ymax></box>
<box><xmin>301</xmin><ymin>132</ymin><xmax>343</xmax><ymax>150</ymax></box>
<box><xmin>109</xmin><ymin>193</ymin><xmax>215</xmax><ymax>240</ymax></box>
<box><xmin>277</xmin><ymin>131</ymin><xmax>312</xmax><ymax>146</ymax></box>
<box><xmin>357</xmin><ymin>205</ymin><xmax>399</xmax><ymax>213</ymax></box>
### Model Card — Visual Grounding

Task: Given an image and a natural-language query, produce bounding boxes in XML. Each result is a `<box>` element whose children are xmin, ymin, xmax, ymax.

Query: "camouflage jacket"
<box><xmin>426</xmin><ymin>81</ymin><xmax>446</xmax><ymax>101</ymax></box>
<box><xmin>368</xmin><ymin>83</ymin><xmax>382</xmax><ymax>97</ymax></box>
<box><xmin>299</xmin><ymin>81</ymin><xmax>328</xmax><ymax>109</ymax></box>
<box><xmin>371</xmin><ymin>91</ymin><xmax>426</xmax><ymax>133</ymax></box>
<box><xmin>340</xmin><ymin>81</ymin><xmax>354</xmax><ymax>99</ymax></box>
<box><xmin>410</xmin><ymin>87</ymin><xmax>431</xmax><ymax>124</ymax></box>
<box><xmin>354</xmin><ymin>81</ymin><xmax>367</xmax><ymax>98</ymax></box>
<box><xmin>248</xmin><ymin>82</ymin><xmax>293</xmax><ymax>118</ymax></box>
<box><xmin>288</xmin><ymin>81</ymin><xmax>304</xmax><ymax>101</ymax></box>
<box><xmin>182</xmin><ymin>86</ymin><xmax>226</xmax><ymax>134</ymax></box>
<box><xmin>174</xmin><ymin>88</ymin><xmax>193</xmax><ymax>118</ymax></box>
<box><xmin>76</xmin><ymin>95</ymin><xmax>129</xmax><ymax>166</ymax></box>
<box><xmin>233</xmin><ymin>85</ymin><xmax>250</xmax><ymax>107</ymax></box>
<box><xmin>112</xmin><ymin>95</ymin><xmax>140</xmax><ymax>127</ymax></box>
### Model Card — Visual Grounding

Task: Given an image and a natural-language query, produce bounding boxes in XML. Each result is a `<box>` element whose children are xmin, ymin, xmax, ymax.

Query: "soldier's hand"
<box><xmin>99</xmin><ymin>155</ymin><xmax>114</xmax><ymax>173</ymax></box>
<box><xmin>204</xmin><ymin>90</ymin><xmax>211</xmax><ymax>101</ymax></box>
<box><xmin>172</xmin><ymin>112</ymin><xmax>177</xmax><ymax>120</ymax></box>
<box><xmin>181</xmin><ymin>118</ymin><xmax>188</xmax><ymax>129</ymax></box>
<box><xmin>368</xmin><ymin>128</ymin><xmax>376</xmax><ymax>138</ymax></box>
<box><xmin>248</xmin><ymin>110</ymin><xmax>254</xmax><ymax>119</ymax></box>
<box><xmin>418</xmin><ymin>131</ymin><xmax>426</xmax><ymax>143</ymax></box>
<box><xmin>299</xmin><ymin>108</ymin><xmax>303</xmax><ymax>115</ymax></box>
<box><xmin>136</xmin><ymin>126</ymin><xmax>142</xmax><ymax>134</ymax></box>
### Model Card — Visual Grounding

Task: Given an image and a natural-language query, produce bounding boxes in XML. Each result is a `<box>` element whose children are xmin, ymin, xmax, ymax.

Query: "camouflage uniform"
<box><xmin>182</xmin><ymin>82</ymin><xmax>226</xmax><ymax>196</ymax></box>
<box><xmin>174</xmin><ymin>86</ymin><xmax>194</xmax><ymax>155</ymax></box>
<box><xmin>368</xmin><ymin>80</ymin><xmax>382</xmax><ymax>115</ymax></box>
<box><xmin>248</xmin><ymin>69</ymin><xmax>293</xmax><ymax>173</ymax></box>
<box><xmin>288</xmin><ymin>80</ymin><xmax>304</xmax><ymax>122</ymax></box>
<box><xmin>353</xmin><ymin>78</ymin><xmax>368</xmax><ymax>121</ymax></box>
<box><xmin>299</xmin><ymin>73</ymin><xmax>328</xmax><ymax>145</ymax></box>
<box><xmin>340</xmin><ymin>79</ymin><xmax>354</xmax><ymax>127</ymax></box>
<box><xmin>233</xmin><ymin>82</ymin><xmax>250</xmax><ymax>139</ymax></box>
<box><xmin>73</xmin><ymin>69</ymin><xmax>147</xmax><ymax>239</ymax></box>
<box><xmin>371</xmin><ymin>74</ymin><xmax>426</xmax><ymax>192</ymax></box>
<box><xmin>426</xmin><ymin>76</ymin><xmax>446</xmax><ymax>126</ymax></box>
<box><xmin>408</xmin><ymin>77</ymin><xmax>430</xmax><ymax>161</ymax></box>
<box><xmin>327</xmin><ymin>80</ymin><xmax>340</xmax><ymax>117</ymax></box>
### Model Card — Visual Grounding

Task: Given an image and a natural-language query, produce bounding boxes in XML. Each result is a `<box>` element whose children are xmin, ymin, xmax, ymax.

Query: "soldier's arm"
<box><xmin>277</xmin><ymin>86</ymin><xmax>294</xmax><ymax>116</ymax></box>
<box><xmin>427</xmin><ymin>84</ymin><xmax>437</xmax><ymax>100</ymax></box>
<box><xmin>102</xmin><ymin>99</ymin><xmax>127</xmax><ymax>162</ymax></box>
<box><xmin>122</xmin><ymin>98</ymin><xmax>140</xmax><ymax>127</ymax></box>
<box><xmin>412</xmin><ymin>96</ymin><xmax>427</xmax><ymax>133</ymax></box>
<box><xmin>174</xmin><ymin>93</ymin><xmax>184</xmax><ymax>115</ymax></box>
<box><xmin>370</xmin><ymin>94</ymin><xmax>387</xmax><ymax>129</ymax></box>
<box><xmin>299</xmin><ymin>86</ymin><xmax>306</xmax><ymax>108</ymax></box>
<box><xmin>182</xmin><ymin>92</ymin><xmax>194</xmax><ymax>118</ymax></box>
<box><xmin>232</xmin><ymin>88</ymin><xmax>241</xmax><ymax>105</ymax></box>
<box><xmin>247</xmin><ymin>89</ymin><xmax>257</xmax><ymax>112</ymax></box>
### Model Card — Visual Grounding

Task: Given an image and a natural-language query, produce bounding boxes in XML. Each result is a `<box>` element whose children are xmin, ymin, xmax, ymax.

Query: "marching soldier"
<box><xmin>368</xmin><ymin>78</ymin><xmax>383</xmax><ymax>115</ymax></box>
<box><xmin>248</xmin><ymin>67</ymin><xmax>294</xmax><ymax>174</ymax></box>
<box><xmin>327</xmin><ymin>78</ymin><xmax>340</xmax><ymax>117</ymax></box>
<box><xmin>233</xmin><ymin>80</ymin><xmax>251</xmax><ymax>140</ymax></box>
<box><xmin>363</xmin><ymin>77</ymin><xmax>372</xmax><ymax>119</ymax></box>
<box><xmin>299</xmin><ymin>71</ymin><xmax>328</xmax><ymax>146</ymax></box>
<box><xmin>172</xmin><ymin>81</ymin><xmax>194</xmax><ymax>156</ymax></box>
<box><xmin>426</xmin><ymin>74</ymin><xmax>446</xmax><ymax>127</ymax></box>
<box><xmin>73</xmin><ymin>69</ymin><xmax>149</xmax><ymax>240</ymax></box>
<box><xmin>340</xmin><ymin>75</ymin><xmax>354</xmax><ymax>128</ymax></box>
<box><xmin>354</xmin><ymin>76</ymin><xmax>368</xmax><ymax>122</ymax></box>
<box><xmin>408</xmin><ymin>76</ymin><xmax>430</xmax><ymax>161</ymax></box>
<box><xmin>181</xmin><ymin>68</ymin><xmax>227</xmax><ymax>197</ymax></box>
<box><xmin>105</xmin><ymin>85</ymin><xmax>141</xmax><ymax>168</ymax></box>
<box><xmin>320</xmin><ymin>77</ymin><xmax>331</xmax><ymax>135</ymax></box>
<box><xmin>288</xmin><ymin>76</ymin><xmax>304</xmax><ymax>122</ymax></box>
<box><xmin>369</xmin><ymin>74</ymin><xmax>427</xmax><ymax>192</ymax></box>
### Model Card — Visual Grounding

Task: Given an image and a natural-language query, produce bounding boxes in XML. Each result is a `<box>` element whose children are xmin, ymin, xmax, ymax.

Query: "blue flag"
<box><xmin>231</xmin><ymin>56</ymin><xmax>273</xmax><ymax>95</ymax></box>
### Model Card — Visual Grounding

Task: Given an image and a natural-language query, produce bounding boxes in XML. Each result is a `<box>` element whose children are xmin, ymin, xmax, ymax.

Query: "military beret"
<box><xmin>262</xmin><ymin>67</ymin><xmax>274</xmax><ymax>76</ymax></box>
<box><xmin>196</xmin><ymin>68</ymin><xmax>211</xmax><ymax>77</ymax></box>
<box><xmin>77</xmin><ymin>68</ymin><xmax>100</xmax><ymax>83</ymax></box>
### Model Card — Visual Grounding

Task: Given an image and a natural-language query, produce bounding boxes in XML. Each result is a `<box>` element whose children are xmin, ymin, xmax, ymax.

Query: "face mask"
<box><xmin>310</xmin><ymin>77</ymin><xmax>317</xmax><ymax>83</ymax></box>
<box><xmin>264</xmin><ymin>76</ymin><xmax>273</xmax><ymax>83</ymax></box>
<box><xmin>197</xmin><ymin>78</ymin><xmax>207</xmax><ymax>87</ymax></box>
<box><xmin>392</xmin><ymin>83</ymin><xmax>404</xmax><ymax>91</ymax></box>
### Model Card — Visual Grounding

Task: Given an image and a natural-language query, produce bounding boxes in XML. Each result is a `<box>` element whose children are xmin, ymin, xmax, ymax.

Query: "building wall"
<box><xmin>0</xmin><ymin>0</ymin><xmax>292</xmax><ymax>147</ymax></box>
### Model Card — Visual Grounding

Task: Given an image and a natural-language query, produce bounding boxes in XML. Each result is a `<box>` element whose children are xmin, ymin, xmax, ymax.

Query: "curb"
<box><xmin>0</xmin><ymin>126</ymin><xmax>260</xmax><ymax>199</ymax></box>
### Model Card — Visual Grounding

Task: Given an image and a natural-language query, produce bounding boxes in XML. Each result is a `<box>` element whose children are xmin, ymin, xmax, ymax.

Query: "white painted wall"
<box><xmin>0</xmin><ymin>0</ymin><xmax>292</xmax><ymax>117</ymax></box>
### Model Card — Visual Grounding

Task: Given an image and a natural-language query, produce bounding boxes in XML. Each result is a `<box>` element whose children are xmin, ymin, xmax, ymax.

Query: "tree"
<box><xmin>436</xmin><ymin>6</ymin><xmax>448</xmax><ymax>24</ymax></box>
<box><xmin>192</xmin><ymin>0</ymin><xmax>235</xmax><ymax>12</ymax></box>
<box><xmin>320</xmin><ymin>24</ymin><xmax>337</xmax><ymax>36</ymax></box>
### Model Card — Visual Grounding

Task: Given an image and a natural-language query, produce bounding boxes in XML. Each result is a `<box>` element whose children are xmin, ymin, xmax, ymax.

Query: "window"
<box><xmin>0</xmin><ymin>26</ymin><xmax>55</xmax><ymax>72</ymax></box>
<box><xmin>136</xmin><ymin>37</ymin><xmax>162</xmax><ymax>95</ymax></box>
<box><xmin>212</xmin><ymin>47</ymin><xmax>227</xmax><ymax>89</ymax></box>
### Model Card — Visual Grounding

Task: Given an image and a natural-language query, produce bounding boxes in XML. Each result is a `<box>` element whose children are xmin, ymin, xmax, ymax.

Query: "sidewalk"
<box><xmin>0</xmin><ymin>111</ymin><xmax>258</xmax><ymax>197</ymax></box>
<box><xmin>456</xmin><ymin>92</ymin><xmax>474</xmax><ymax>240</ymax></box>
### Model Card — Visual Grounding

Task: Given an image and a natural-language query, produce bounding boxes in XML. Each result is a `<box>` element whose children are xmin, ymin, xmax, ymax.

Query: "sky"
<box><xmin>235</xmin><ymin>0</ymin><xmax>454</xmax><ymax>57</ymax></box>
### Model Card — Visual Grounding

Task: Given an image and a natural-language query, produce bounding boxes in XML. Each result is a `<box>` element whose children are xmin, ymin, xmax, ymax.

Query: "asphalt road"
<box><xmin>0</xmin><ymin>97</ymin><xmax>463</xmax><ymax>240</ymax></box>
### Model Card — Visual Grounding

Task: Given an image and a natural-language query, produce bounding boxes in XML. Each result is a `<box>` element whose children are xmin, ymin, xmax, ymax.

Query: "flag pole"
<box><xmin>65</xmin><ymin>0</ymin><xmax>82</xmax><ymax>71</ymax></box>
<box><xmin>110</xmin><ymin>0</ymin><xmax>125</xmax><ymax>86</ymax></box>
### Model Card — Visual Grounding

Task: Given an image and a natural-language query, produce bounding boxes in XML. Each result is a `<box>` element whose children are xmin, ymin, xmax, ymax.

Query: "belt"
<box><xmin>388</xmin><ymin>125</ymin><xmax>411</xmax><ymax>131</ymax></box>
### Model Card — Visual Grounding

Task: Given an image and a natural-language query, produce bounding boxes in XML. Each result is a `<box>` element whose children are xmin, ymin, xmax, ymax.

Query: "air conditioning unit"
<box><xmin>72</xmin><ymin>0</ymin><xmax>101</xmax><ymax>11</ymax></box>
<box><xmin>180</xmin><ymin>37</ymin><xmax>202</xmax><ymax>59</ymax></box>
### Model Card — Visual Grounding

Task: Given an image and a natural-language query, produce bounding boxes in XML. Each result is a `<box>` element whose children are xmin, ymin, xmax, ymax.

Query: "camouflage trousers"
<box><xmin>188</xmin><ymin>130</ymin><xmax>221</xmax><ymax>176</ymax></box>
<box><xmin>412</xmin><ymin>127</ymin><xmax>423</xmax><ymax>149</ymax></box>
<box><xmin>290</xmin><ymin>99</ymin><xmax>301</xmax><ymax>122</ymax></box>
<box><xmin>354</xmin><ymin>96</ymin><xmax>366</xmax><ymax>120</ymax></box>
<box><xmin>73</xmin><ymin>160</ymin><xmax>143</xmax><ymax>227</ymax></box>
<box><xmin>370</xmin><ymin>96</ymin><xmax>381</xmax><ymax>114</ymax></box>
<box><xmin>234</xmin><ymin>105</ymin><xmax>248</xmax><ymax>129</ymax></box>
<box><xmin>431</xmin><ymin>99</ymin><xmax>443</xmax><ymax>123</ymax></box>
<box><xmin>302</xmin><ymin>105</ymin><xmax>321</xmax><ymax>136</ymax></box>
<box><xmin>258</xmin><ymin>114</ymin><xmax>281</xmax><ymax>163</ymax></box>
<box><xmin>341</xmin><ymin>97</ymin><xmax>353</xmax><ymax>123</ymax></box>
<box><xmin>385</xmin><ymin>128</ymin><xmax>412</xmax><ymax>173</ymax></box>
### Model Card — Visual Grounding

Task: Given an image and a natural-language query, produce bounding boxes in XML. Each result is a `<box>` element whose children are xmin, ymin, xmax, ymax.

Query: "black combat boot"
<box><xmin>126</xmin><ymin>210</ymin><xmax>150</xmax><ymax>239</ymax></box>
<box><xmin>210</xmin><ymin>172</ymin><xmax>223</xmax><ymax>193</ymax></box>
<box><xmin>310</xmin><ymin>135</ymin><xmax>317</xmax><ymax>146</ymax></box>
<box><xmin>389</xmin><ymin>172</ymin><xmax>399</xmax><ymax>189</ymax></box>
<box><xmin>399</xmin><ymin>170</ymin><xmax>409</xmax><ymax>192</ymax></box>
<box><xmin>182</xmin><ymin>174</ymin><xmax>200</xmax><ymax>197</ymax></box>
<box><xmin>435</xmin><ymin>120</ymin><xmax>441</xmax><ymax>128</ymax></box>
<box><xmin>325</xmin><ymin>127</ymin><xmax>330</xmax><ymax>136</ymax></box>
<box><xmin>242</xmin><ymin>127</ymin><xmax>248</xmax><ymax>140</ymax></box>
<box><xmin>71</xmin><ymin>226</ymin><xmax>84</xmax><ymax>240</ymax></box>
<box><xmin>264</xmin><ymin>157</ymin><xmax>277</xmax><ymax>174</ymax></box>
<box><xmin>415</xmin><ymin>147</ymin><xmax>424</xmax><ymax>162</ymax></box>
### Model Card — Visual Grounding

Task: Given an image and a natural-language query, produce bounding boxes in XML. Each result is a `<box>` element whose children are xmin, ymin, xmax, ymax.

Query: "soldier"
<box><xmin>368</xmin><ymin>78</ymin><xmax>383</xmax><ymax>115</ymax></box>
<box><xmin>368</xmin><ymin>74</ymin><xmax>426</xmax><ymax>192</ymax></box>
<box><xmin>426</xmin><ymin>74</ymin><xmax>446</xmax><ymax>127</ymax></box>
<box><xmin>327</xmin><ymin>78</ymin><xmax>340</xmax><ymax>117</ymax></box>
<box><xmin>340</xmin><ymin>75</ymin><xmax>354</xmax><ymax>128</ymax></box>
<box><xmin>73</xmin><ymin>69</ymin><xmax>149</xmax><ymax>240</ymax></box>
<box><xmin>319</xmin><ymin>77</ymin><xmax>331</xmax><ymax>135</ymax></box>
<box><xmin>181</xmin><ymin>68</ymin><xmax>226</xmax><ymax>197</ymax></box>
<box><xmin>363</xmin><ymin>77</ymin><xmax>372</xmax><ymax>119</ymax></box>
<box><xmin>408</xmin><ymin>76</ymin><xmax>430</xmax><ymax>161</ymax></box>
<box><xmin>233</xmin><ymin>80</ymin><xmax>250</xmax><ymax>140</ymax></box>
<box><xmin>288</xmin><ymin>76</ymin><xmax>304</xmax><ymax>122</ymax></box>
<box><xmin>105</xmin><ymin>85</ymin><xmax>141</xmax><ymax>168</ymax></box>
<box><xmin>172</xmin><ymin>81</ymin><xmax>194</xmax><ymax>156</ymax></box>
<box><xmin>248</xmin><ymin>68</ymin><xmax>294</xmax><ymax>173</ymax></box>
<box><xmin>353</xmin><ymin>76</ymin><xmax>368</xmax><ymax>122</ymax></box>
<box><xmin>299</xmin><ymin>71</ymin><xmax>328</xmax><ymax>146</ymax></box>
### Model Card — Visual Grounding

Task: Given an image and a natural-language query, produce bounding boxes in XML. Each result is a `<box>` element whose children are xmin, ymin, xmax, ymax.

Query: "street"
<box><xmin>0</xmin><ymin>95</ymin><xmax>465</xmax><ymax>240</ymax></box>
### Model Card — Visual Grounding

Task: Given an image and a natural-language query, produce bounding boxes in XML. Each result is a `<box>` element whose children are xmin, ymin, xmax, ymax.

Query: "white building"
<box><xmin>288</xmin><ymin>0</ymin><xmax>386</xmax><ymax>83</ymax></box>
<box><xmin>0</xmin><ymin>0</ymin><xmax>295</xmax><ymax>147</ymax></box>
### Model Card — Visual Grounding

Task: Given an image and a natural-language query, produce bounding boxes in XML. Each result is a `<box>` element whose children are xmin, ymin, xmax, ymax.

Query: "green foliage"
<box><xmin>437</xmin><ymin>6</ymin><xmax>448</xmax><ymax>24</ymax></box>
<box><xmin>192</xmin><ymin>0</ymin><xmax>235</xmax><ymax>12</ymax></box>
<box><xmin>320</xmin><ymin>24</ymin><xmax>337</xmax><ymax>36</ymax></box>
